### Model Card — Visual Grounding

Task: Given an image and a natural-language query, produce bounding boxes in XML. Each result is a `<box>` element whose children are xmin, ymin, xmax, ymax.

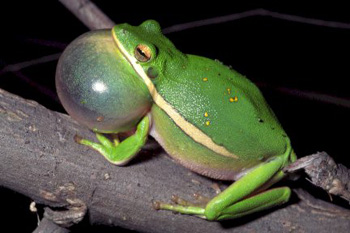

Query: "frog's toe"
<box><xmin>153</xmin><ymin>194</ymin><xmax>207</xmax><ymax>211</ymax></box>
<box><xmin>152</xmin><ymin>199</ymin><xmax>205</xmax><ymax>216</ymax></box>
<box><xmin>210</xmin><ymin>182</ymin><xmax>222</xmax><ymax>194</ymax></box>
<box><xmin>74</xmin><ymin>134</ymin><xmax>83</xmax><ymax>143</ymax></box>
<box><xmin>192</xmin><ymin>193</ymin><xmax>210</xmax><ymax>205</ymax></box>
<box><xmin>152</xmin><ymin>200</ymin><xmax>163</xmax><ymax>210</ymax></box>
<box><xmin>171</xmin><ymin>195</ymin><xmax>198</xmax><ymax>206</ymax></box>
<box><xmin>152</xmin><ymin>200</ymin><xmax>179</xmax><ymax>211</ymax></box>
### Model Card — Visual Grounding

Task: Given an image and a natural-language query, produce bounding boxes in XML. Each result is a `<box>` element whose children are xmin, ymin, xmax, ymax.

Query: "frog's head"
<box><xmin>112</xmin><ymin>20</ymin><xmax>186</xmax><ymax>81</ymax></box>
<box><xmin>55</xmin><ymin>21</ymin><xmax>183</xmax><ymax>134</ymax></box>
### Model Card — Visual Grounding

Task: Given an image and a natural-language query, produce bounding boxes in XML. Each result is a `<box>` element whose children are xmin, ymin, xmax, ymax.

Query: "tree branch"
<box><xmin>1</xmin><ymin>89</ymin><xmax>350</xmax><ymax>233</ymax></box>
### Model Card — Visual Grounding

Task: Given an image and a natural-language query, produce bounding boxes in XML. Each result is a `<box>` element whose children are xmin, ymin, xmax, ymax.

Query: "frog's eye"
<box><xmin>134</xmin><ymin>44</ymin><xmax>152</xmax><ymax>62</ymax></box>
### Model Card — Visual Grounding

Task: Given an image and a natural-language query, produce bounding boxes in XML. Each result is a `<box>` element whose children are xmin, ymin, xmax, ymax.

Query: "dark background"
<box><xmin>1</xmin><ymin>1</ymin><xmax>349</xmax><ymax>232</ymax></box>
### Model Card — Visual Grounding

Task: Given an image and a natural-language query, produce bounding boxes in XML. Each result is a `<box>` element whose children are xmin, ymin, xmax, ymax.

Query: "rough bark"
<box><xmin>1</xmin><ymin>89</ymin><xmax>350</xmax><ymax>233</ymax></box>
<box><xmin>285</xmin><ymin>152</ymin><xmax>350</xmax><ymax>203</ymax></box>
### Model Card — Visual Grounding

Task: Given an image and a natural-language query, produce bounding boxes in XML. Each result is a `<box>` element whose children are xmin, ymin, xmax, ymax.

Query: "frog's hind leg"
<box><xmin>155</xmin><ymin>155</ymin><xmax>291</xmax><ymax>220</ymax></box>
<box><xmin>203</xmin><ymin>155</ymin><xmax>289</xmax><ymax>220</ymax></box>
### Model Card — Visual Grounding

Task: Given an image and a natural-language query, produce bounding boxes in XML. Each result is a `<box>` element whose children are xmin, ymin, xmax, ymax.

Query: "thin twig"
<box><xmin>274</xmin><ymin>86</ymin><xmax>350</xmax><ymax>108</ymax></box>
<box><xmin>13</xmin><ymin>71</ymin><xmax>60</xmax><ymax>103</ymax></box>
<box><xmin>58</xmin><ymin>0</ymin><xmax>115</xmax><ymax>30</ymax></box>
<box><xmin>258</xmin><ymin>82</ymin><xmax>350</xmax><ymax>108</ymax></box>
<box><xmin>162</xmin><ymin>8</ymin><xmax>350</xmax><ymax>34</ymax></box>
<box><xmin>0</xmin><ymin>53</ymin><xmax>61</xmax><ymax>75</ymax></box>
<box><xmin>24</xmin><ymin>38</ymin><xmax>67</xmax><ymax>49</ymax></box>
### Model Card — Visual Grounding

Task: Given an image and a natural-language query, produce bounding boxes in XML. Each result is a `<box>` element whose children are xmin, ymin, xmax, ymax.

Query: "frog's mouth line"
<box><xmin>111</xmin><ymin>29</ymin><xmax>158</xmax><ymax>98</ymax></box>
<box><xmin>111</xmin><ymin>28</ymin><xmax>239</xmax><ymax>160</ymax></box>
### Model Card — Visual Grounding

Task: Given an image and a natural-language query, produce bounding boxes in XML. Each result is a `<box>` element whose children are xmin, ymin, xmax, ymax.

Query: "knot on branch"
<box><xmin>40</xmin><ymin>183</ymin><xmax>87</xmax><ymax>228</ymax></box>
<box><xmin>284</xmin><ymin>151</ymin><xmax>350</xmax><ymax>203</ymax></box>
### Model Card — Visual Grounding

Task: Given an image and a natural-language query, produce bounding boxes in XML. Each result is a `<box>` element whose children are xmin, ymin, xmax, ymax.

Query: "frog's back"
<box><xmin>153</xmin><ymin>55</ymin><xmax>288</xmax><ymax>163</ymax></box>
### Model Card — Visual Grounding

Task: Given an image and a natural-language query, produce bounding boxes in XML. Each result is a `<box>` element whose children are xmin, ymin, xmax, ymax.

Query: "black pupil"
<box><xmin>137</xmin><ymin>48</ymin><xmax>147</xmax><ymax>58</ymax></box>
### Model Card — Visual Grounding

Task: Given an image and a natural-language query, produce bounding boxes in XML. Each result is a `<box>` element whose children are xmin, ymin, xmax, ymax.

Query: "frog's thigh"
<box><xmin>205</xmin><ymin>156</ymin><xmax>286</xmax><ymax>220</ymax></box>
<box><xmin>217</xmin><ymin>187</ymin><xmax>291</xmax><ymax>220</ymax></box>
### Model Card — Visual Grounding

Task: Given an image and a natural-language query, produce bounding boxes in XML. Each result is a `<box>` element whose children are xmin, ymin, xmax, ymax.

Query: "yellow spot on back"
<box><xmin>229</xmin><ymin>96</ymin><xmax>238</xmax><ymax>102</ymax></box>
<box><xmin>205</xmin><ymin>120</ymin><xmax>210</xmax><ymax>126</ymax></box>
<box><xmin>202</xmin><ymin>77</ymin><xmax>208</xmax><ymax>82</ymax></box>
<box><xmin>204</xmin><ymin>112</ymin><xmax>209</xmax><ymax>117</ymax></box>
<box><xmin>227</xmin><ymin>88</ymin><xmax>231</xmax><ymax>94</ymax></box>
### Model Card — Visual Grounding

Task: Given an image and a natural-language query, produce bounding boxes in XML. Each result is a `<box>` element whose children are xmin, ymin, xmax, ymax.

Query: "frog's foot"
<box><xmin>74</xmin><ymin>115</ymin><xmax>150</xmax><ymax>165</ymax></box>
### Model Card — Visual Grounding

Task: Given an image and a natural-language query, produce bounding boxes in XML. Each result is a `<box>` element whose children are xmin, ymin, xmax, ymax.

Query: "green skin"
<box><xmin>67</xmin><ymin>20</ymin><xmax>297</xmax><ymax>221</ymax></box>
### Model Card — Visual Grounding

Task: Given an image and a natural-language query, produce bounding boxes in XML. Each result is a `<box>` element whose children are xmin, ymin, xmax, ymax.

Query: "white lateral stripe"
<box><xmin>112</xmin><ymin>30</ymin><xmax>238</xmax><ymax>159</ymax></box>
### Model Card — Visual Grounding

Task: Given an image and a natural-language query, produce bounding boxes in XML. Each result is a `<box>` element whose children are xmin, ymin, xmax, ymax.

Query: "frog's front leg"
<box><xmin>154</xmin><ymin>155</ymin><xmax>291</xmax><ymax>220</ymax></box>
<box><xmin>75</xmin><ymin>115</ymin><xmax>150</xmax><ymax>165</ymax></box>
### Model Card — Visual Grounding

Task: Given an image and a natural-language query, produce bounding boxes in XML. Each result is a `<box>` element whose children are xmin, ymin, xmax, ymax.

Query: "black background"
<box><xmin>1</xmin><ymin>1</ymin><xmax>349</xmax><ymax>232</ymax></box>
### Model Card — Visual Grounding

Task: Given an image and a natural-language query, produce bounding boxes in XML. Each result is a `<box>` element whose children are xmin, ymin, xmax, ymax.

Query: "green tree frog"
<box><xmin>56</xmin><ymin>20</ymin><xmax>297</xmax><ymax>221</ymax></box>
